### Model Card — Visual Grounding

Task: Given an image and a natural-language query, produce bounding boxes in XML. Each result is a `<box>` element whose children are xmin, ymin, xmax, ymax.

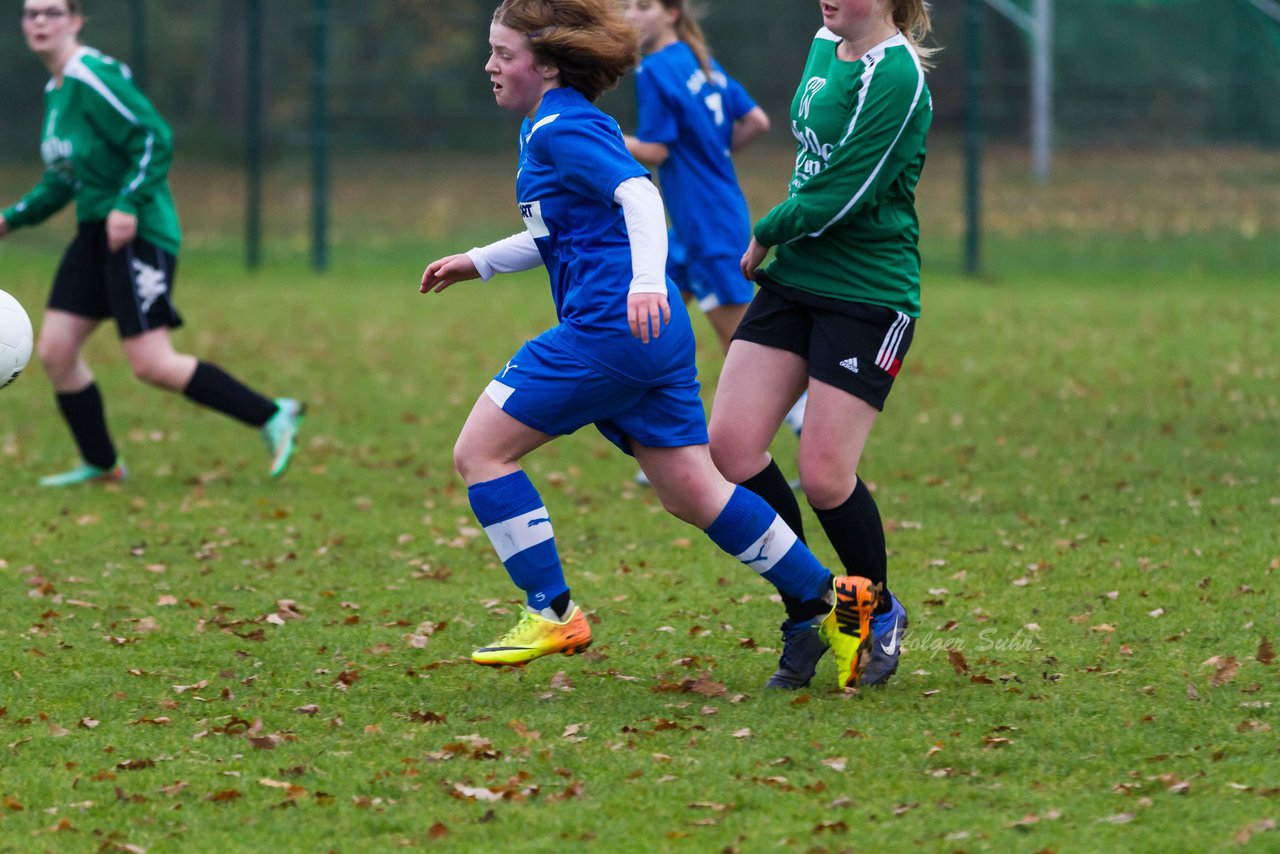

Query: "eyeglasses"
<box><xmin>22</xmin><ymin>8</ymin><xmax>69</xmax><ymax>22</ymax></box>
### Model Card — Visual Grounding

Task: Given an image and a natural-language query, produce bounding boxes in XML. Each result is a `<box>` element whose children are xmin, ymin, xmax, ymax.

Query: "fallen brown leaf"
<box><xmin>1209</xmin><ymin>655</ymin><xmax>1240</xmax><ymax>687</ymax></box>
<box><xmin>1235</xmin><ymin>819</ymin><xmax>1276</xmax><ymax>845</ymax></box>
<box><xmin>1257</xmin><ymin>637</ymin><xmax>1275</xmax><ymax>665</ymax></box>
<box><xmin>173</xmin><ymin>679</ymin><xmax>209</xmax><ymax>694</ymax></box>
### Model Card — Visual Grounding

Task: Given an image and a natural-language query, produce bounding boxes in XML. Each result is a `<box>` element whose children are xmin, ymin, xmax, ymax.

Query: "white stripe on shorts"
<box><xmin>485</xmin><ymin>380</ymin><xmax>516</xmax><ymax>409</ymax></box>
<box><xmin>875</xmin><ymin>311</ymin><xmax>911</xmax><ymax>371</ymax></box>
<box><xmin>483</xmin><ymin>506</ymin><xmax>555</xmax><ymax>563</ymax></box>
<box><xmin>734</xmin><ymin>515</ymin><xmax>798</xmax><ymax>576</ymax></box>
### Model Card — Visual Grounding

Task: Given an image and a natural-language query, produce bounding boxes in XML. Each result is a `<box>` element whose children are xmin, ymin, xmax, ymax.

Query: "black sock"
<box><xmin>56</xmin><ymin>383</ymin><xmax>117</xmax><ymax>469</ymax></box>
<box><xmin>741</xmin><ymin>458</ymin><xmax>805</xmax><ymax>542</ymax></box>
<box><xmin>742</xmin><ymin>459</ymin><xmax>817</xmax><ymax>622</ymax></box>
<box><xmin>813</xmin><ymin>477</ymin><xmax>893</xmax><ymax>615</ymax></box>
<box><xmin>548</xmin><ymin>591</ymin><xmax>572</xmax><ymax>620</ymax></box>
<box><xmin>183</xmin><ymin>361</ymin><xmax>277</xmax><ymax>427</ymax></box>
<box><xmin>789</xmin><ymin>592</ymin><xmax>834</xmax><ymax>624</ymax></box>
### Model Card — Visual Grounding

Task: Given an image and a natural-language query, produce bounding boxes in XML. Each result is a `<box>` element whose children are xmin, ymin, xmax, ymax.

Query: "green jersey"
<box><xmin>755</xmin><ymin>29</ymin><xmax>931</xmax><ymax>316</ymax></box>
<box><xmin>2</xmin><ymin>46</ymin><xmax>181</xmax><ymax>254</ymax></box>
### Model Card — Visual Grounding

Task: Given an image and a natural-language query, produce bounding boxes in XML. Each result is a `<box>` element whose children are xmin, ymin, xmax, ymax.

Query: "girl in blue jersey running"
<box><xmin>418</xmin><ymin>0</ymin><xmax>870</xmax><ymax>677</ymax></box>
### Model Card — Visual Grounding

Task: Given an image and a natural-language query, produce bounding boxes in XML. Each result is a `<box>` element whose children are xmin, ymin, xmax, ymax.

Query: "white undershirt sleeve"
<box><xmin>613</xmin><ymin>177</ymin><xmax>669</xmax><ymax>296</ymax></box>
<box><xmin>465</xmin><ymin>231</ymin><xmax>543</xmax><ymax>281</ymax></box>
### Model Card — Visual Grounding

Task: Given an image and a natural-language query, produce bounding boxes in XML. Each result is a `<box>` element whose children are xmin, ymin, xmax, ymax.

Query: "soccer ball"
<box><xmin>0</xmin><ymin>289</ymin><xmax>34</xmax><ymax>390</ymax></box>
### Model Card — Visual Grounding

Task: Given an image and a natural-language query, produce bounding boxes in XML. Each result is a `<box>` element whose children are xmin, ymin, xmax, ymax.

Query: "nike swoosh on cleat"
<box><xmin>880</xmin><ymin>617</ymin><xmax>901</xmax><ymax>655</ymax></box>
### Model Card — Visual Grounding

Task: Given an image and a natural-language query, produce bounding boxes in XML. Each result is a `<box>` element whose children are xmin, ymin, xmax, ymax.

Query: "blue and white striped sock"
<box><xmin>704</xmin><ymin>486</ymin><xmax>833</xmax><ymax>602</ymax></box>
<box><xmin>468</xmin><ymin>471</ymin><xmax>569</xmax><ymax>612</ymax></box>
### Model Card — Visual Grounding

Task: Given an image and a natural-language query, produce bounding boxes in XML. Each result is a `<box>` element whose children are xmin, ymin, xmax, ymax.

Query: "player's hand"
<box><xmin>741</xmin><ymin>237</ymin><xmax>770</xmax><ymax>281</ymax></box>
<box><xmin>106</xmin><ymin>210</ymin><xmax>138</xmax><ymax>252</ymax></box>
<box><xmin>628</xmin><ymin>291</ymin><xmax>670</xmax><ymax>344</ymax></box>
<box><xmin>420</xmin><ymin>254</ymin><xmax>479</xmax><ymax>293</ymax></box>
<box><xmin>0</xmin><ymin>214</ymin><xmax>9</xmax><ymax>239</ymax></box>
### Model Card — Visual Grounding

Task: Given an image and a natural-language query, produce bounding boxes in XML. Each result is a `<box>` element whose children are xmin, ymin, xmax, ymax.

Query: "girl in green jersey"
<box><xmin>1</xmin><ymin>0</ymin><xmax>304</xmax><ymax>485</ymax></box>
<box><xmin>709</xmin><ymin>0</ymin><xmax>935</xmax><ymax>690</ymax></box>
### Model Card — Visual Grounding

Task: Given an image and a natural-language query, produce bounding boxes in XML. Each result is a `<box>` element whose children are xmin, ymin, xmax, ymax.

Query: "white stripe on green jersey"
<box><xmin>1</xmin><ymin>46</ymin><xmax>181</xmax><ymax>254</ymax></box>
<box><xmin>755</xmin><ymin>29</ymin><xmax>932</xmax><ymax>316</ymax></box>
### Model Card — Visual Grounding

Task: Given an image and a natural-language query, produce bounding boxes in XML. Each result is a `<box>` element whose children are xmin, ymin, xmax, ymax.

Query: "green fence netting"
<box><xmin>0</xmin><ymin>0</ymin><xmax>1276</xmax><ymax>155</ymax></box>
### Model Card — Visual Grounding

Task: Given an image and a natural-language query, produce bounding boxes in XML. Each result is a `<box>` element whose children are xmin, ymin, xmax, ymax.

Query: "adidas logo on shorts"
<box><xmin>839</xmin><ymin>357</ymin><xmax>860</xmax><ymax>374</ymax></box>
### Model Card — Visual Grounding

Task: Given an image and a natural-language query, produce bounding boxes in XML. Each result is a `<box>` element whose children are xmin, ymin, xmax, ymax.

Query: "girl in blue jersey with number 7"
<box><xmin>419</xmin><ymin>0</ymin><xmax>873</xmax><ymax>676</ymax></box>
<box><xmin>622</xmin><ymin>0</ymin><xmax>769</xmax><ymax>354</ymax></box>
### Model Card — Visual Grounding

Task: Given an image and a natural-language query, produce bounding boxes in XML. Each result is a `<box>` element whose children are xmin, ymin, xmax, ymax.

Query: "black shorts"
<box><xmin>732</xmin><ymin>274</ymin><xmax>915</xmax><ymax>411</ymax></box>
<box><xmin>48</xmin><ymin>221</ymin><xmax>183</xmax><ymax>339</ymax></box>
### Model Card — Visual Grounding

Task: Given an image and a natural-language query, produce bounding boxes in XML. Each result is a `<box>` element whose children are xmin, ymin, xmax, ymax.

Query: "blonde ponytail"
<box><xmin>892</xmin><ymin>0</ymin><xmax>938</xmax><ymax>67</ymax></box>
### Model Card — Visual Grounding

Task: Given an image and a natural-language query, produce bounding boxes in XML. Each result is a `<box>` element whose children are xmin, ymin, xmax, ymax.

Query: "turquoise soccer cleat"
<box><xmin>261</xmin><ymin>398</ymin><xmax>305</xmax><ymax>478</ymax></box>
<box><xmin>39</xmin><ymin>460</ymin><xmax>127</xmax><ymax>487</ymax></box>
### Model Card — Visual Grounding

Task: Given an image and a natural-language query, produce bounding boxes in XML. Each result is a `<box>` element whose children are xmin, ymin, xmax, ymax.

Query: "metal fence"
<box><xmin>2</xmin><ymin>0</ymin><xmax>1277</xmax><ymax>160</ymax></box>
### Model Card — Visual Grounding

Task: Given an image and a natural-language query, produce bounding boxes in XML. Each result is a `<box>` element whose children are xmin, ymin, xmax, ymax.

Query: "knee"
<box><xmin>797</xmin><ymin>467</ymin><xmax>856</xmax><ymax>510</ymax></box>
<box><xmin>452</xmin><ymin>438</ymin><xmax>475</xmax><ymax>483</ymax></box>
<box><xmin>801</xmin><ymin>480</ymin><xmax>848</xmax><ymax>510</ymax></box>
<box><xmin>128</xmin><ymin>356</ymin><xmax>173</xmax><ymax>389</ymax></box>
<box><xmin>453</xmin><ymin>433</ymin><xmax>497</xmax><ymax>484</ymax></box>
<box><xmin>127</xmin><ymin>349</ymin><xmax>194</xmax><ymax>391</ymax></box>
<box><xmin>707</xmin><ymin>436</ymin><xmax>733</xmax><ymax>476</ymax></box>
<box><xmin>796</xmin><ymin>454</ymin><xmax>857</xmax><ymax>510</ymax></box>
<box><xmin>36</xmin><ymin>333</ymin><xmax>77</xmax><ymax>381</ymax></box>
<box><xmin>657</xmin><ymin>489</ymin><xmax>697</xmax><ymax>525</ymax></box>
<box><xmin>708</xmin><ymin>428</ymin><xmax>761</xmax><ymax>484</ymax></box>
<box><xmin>654</xmin><ymin>471</ymin><xmax>729</xmax><ymax>529</ymax></box>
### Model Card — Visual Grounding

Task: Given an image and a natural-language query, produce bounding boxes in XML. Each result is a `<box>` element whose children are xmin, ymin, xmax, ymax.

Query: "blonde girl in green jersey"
<box><xmin>1</xmin><ymin>0</ymin><xmax>303</xmax><ymax>485</ymax></box>
<box><xmin>708</xmin><ymin>0</ymin><xmax>934</xmax><ymax>690</ymax></box>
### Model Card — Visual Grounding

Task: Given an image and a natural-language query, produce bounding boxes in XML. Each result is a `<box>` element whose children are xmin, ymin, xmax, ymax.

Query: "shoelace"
<box><xmin>495</xmin><ymin>610</ymin><xmax>539</xmax><ymax>645</ymax></box>
<box><xmin>777</xmin><ymin>621</ymin><xmax>812</xmax><ymax>668</ymax></box>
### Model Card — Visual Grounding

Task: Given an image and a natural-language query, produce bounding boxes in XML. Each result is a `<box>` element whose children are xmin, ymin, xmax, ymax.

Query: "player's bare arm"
<box><xmin>623</xmin><ymin>134</ymin><xmax>670</xmax><ymax>166</ymax></box>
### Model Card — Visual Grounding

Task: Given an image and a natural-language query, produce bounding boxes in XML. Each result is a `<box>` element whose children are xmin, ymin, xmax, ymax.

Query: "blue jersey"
<box><xmin>634</xmin><ymin>42</ymin><xmax>755</xmax><ymax>260</ymax></box>
<box><xmin>515</xmin><ymin>86</ymin><xmax>695</xmax><ymax>386</ymax></box>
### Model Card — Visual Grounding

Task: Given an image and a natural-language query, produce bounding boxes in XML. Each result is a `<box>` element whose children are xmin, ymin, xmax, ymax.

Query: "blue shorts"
<box><xmin>484</xmin><ymin>333</ymin><xmax>709</xmax><ymax>455</ymax></box>
<box><xmin>667</xmin><ymin>234</ymin><xmax>754</xmax><ymax>312</ymax></box>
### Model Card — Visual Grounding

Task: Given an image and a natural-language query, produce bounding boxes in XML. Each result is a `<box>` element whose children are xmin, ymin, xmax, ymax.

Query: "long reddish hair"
<box><xmin>493</xmin><ymin>0</ymin><xmax>639</xmax><ymax>102</ymax></box>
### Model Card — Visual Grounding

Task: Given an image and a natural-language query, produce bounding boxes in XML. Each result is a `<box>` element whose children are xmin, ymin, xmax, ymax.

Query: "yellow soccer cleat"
<box><xmin>819</xmin><ymin>576</ymin><xmax>880</xmax><ymax>689</ymax></box>
<box><xmin>472</xmin><ymin>603</ymin><xmax>592</xmax><ymax>667</ymax></box>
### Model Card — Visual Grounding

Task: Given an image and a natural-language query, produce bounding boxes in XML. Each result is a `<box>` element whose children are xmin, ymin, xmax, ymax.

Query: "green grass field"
<box><xmin>1</xmin><ymin>147</ymin><xmax>1278</xmax><ymax>852</ymax></box>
